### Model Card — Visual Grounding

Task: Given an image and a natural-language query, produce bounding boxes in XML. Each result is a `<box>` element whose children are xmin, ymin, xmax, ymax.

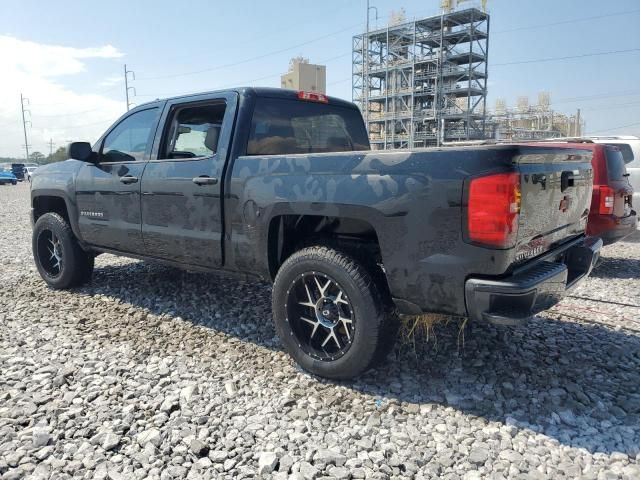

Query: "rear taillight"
<box><xmin>467</xmin><ymin>172</ymin><xmax>521</xmax><ymax>248</ymax></box>
<box><xmin>297</xmin><ymin>91</ymin><xmax>328</xmax><ymax>103</ymax></box>
<box><xmin>598</xmin><ymin>185</ymin><xmax>615</xmax><ymax>215</ymax></box>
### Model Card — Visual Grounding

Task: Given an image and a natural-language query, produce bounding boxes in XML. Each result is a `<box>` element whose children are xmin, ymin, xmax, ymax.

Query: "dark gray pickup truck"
<box><xmin>31</xmin><ymin>87</ymin><xmax>601</xmax><ymax>379</ymax></box>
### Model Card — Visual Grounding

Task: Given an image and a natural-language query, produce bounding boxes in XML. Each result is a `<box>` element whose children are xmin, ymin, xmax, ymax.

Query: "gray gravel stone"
<box><xmin>314</xmin><ymin>449</ymin><xmax>347</xmax><ymax>467</ymax></box>
<box><xmin>299</xmin><ymin>461</ymin><xmax>319</xmax><ymax>479</ymax></box>
<box><xmin>102</xmin><ymin>433</ymin><xmax>121</xmax><ymax>451</ymax></box>
<box><xmin>31</xmin><ymin>429</ymin><xmax>51</xmax><ymax>448</ymax></box>
<box><xmin>258</xmin><ymin>451</ymin><xmax>279</xmax><ymax>474</ymax></box>
<box><xmin>137</xmin><ymin>428</ymin><xmax>162</xmax><ymax>447</ymax></box>
<box><xmin>0</xmin><ymin>184</ymin><xmax>638</xmax><ymax>480</ymax></box>
<box><xmin>468</xmin><ymin>447</ymin><xmax>489</xmax><ymax>465</ymax></box>
<box><xmin>190</xmin><ymin>438</ymin><xmax>208</xmax><ymax>457</ymax></box>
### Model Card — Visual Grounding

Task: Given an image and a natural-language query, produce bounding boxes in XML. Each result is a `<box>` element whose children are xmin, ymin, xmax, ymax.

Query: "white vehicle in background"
<box><xmin>587</xmin><ymin>136</ymin><xmax>640</xmax><ymax>214</ymax></box>
<box><xmin>25</xmin><ymin>165</ymin><xmax>38</xmax><ymax>182</ymax></box>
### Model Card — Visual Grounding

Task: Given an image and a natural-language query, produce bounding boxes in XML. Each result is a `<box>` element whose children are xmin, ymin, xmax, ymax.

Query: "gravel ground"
<box><xmin>1</xmin><ymin>181</ymin><xmax>639</xmax><ymax>480</ymax></box>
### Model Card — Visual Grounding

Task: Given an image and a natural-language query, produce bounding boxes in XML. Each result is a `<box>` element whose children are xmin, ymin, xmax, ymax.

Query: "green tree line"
<box><xmin>0</xmin><ymin>146</ymin><xmax>69</xmax><ymax>165</ymax></box>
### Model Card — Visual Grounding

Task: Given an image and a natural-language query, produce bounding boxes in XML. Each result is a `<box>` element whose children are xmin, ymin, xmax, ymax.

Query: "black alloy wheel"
<box><xmin>36</xmin><ymin>229</ymin><xmax>64</xmax><ymax>279</ymax></box>
<box><xmin>286</xmin><ymin>272</ymin><xmax>355</xmax><ymax>361</ymax></box>
<box><xmin>272</xmin><ymin>245</ymin><xmax>397</xmax><ymax>379</ymax></box>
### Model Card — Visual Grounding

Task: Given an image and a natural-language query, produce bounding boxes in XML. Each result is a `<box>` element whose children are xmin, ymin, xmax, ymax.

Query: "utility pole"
<box><xmin>48</xmin><ymin>138</ymin><xmax>56</xmax><ymax>157</ymax></box>
<box><xmin>124</xmin><ymin>64</ymin><xmax>136</xmax><ymax>111</ymax></box>
<box><xmin>20</xmin><ymin>93</ymin><xmax>31</xmax><ymax>162</ymax></box>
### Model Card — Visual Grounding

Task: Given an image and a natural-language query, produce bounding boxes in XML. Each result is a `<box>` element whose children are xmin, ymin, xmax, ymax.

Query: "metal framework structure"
<box><xmin>353</xmin><ymin>8</ymin><xmax>490</xmax><ymax>149</ymax></box>
<box><xmin>487</xmin><ymin>108</ymin><xmax>584</xmax><ymax>141</ymax></box>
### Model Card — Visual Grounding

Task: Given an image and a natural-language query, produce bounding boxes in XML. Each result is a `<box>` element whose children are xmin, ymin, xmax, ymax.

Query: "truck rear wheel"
<box><xmin>272</xmin><ymin>245</ymin><xmax>396</xmax><ymax>379</ymax></box>
<box><xmin>33</xmin><ymin>212</ymin><xmax>94</xmax><ymax>289</ymax></box>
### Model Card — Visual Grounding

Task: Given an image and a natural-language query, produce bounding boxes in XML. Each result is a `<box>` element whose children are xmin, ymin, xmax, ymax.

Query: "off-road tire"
<box><xmin>272</xmin><ymin>245</ymin><xmax>397</xmax><ymax>379</ymax></box>
<box><xmin>33</xmin><ymin>212</ymin><xmax>94</xmax><ymax>289</ymax></box>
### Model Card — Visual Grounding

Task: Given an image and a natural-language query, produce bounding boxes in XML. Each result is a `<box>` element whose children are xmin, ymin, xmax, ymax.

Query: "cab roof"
<box><xmin>136</xmin><ymin>87</ymin><xmax>358</xmax><ymax>110</ymax></box>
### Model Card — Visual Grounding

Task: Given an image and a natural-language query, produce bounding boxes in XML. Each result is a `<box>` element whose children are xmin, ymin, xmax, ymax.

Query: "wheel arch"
<box><xmin>32</xmin><ymin>191</ymin><xmax>83</xmax><ymax>242</ymax></box>
<box><xmin>265</xmin><ymin>211</ymin><xmax>392</xmax><ymax>302</ymax></box>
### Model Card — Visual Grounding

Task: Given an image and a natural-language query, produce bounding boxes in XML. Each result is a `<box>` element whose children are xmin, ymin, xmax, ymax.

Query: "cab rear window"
<box><xmin>604</xmin><ymin>148</ymin><xmax>627</xmax><ymax>181</ymax></box>
<box><xmin>247</xmin><ymin>98</ymin><xmax>370</xmax><ymax>156</ymax></box>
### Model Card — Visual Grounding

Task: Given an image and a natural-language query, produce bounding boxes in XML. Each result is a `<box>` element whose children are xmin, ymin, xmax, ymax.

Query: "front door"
<box><xmin>75</xmin><ymin>106</ymin><xmax>161</xmax><ymax>254</ymax></box>
<box><xmin>140</xmin><ymin>93</ymin><xmax>237</xmax><ymax>267</ymax></box>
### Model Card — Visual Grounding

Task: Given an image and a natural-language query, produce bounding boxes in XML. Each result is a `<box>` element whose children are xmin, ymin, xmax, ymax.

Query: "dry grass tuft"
<box><xmin>399</xmin><ymin>313</ymin><xmax>469</xmax><ymax>357</ymax></box>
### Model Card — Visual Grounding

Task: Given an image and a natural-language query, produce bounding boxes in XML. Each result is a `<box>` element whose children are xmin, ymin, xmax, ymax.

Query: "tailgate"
<box><xmin>514</xmin><ymin>146</ymin><xmax>593</xmax><ymax>263</ymax></box>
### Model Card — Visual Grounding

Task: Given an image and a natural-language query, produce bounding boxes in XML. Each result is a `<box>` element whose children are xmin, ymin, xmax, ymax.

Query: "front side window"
<box><xmin>247</xmin><ymin>98</ymin><xmax>370</xmax><ymax>156</ymax></box>
<box><xmin>101</xmin><ymin>108</ymin><xmax>158</xmax><ymax>162</ymax></box>
<box><xmin>162</xmin><ymin>102</ymin><xmax>226</xmax><ymax>159</ymax></box>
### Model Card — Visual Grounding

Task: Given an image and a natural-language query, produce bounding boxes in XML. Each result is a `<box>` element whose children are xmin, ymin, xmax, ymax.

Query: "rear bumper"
<box><xmin>597</xmin><ymin>211</ymin><xmax>637</xmax><ymax>245</ymax></box>
<box><xmin>465</xmin><ymin>236</ymin><xmax>602</xmax><ymax>325</ymax></box>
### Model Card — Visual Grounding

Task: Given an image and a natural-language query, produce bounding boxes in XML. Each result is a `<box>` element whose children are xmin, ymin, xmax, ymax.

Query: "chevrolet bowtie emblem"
<box><xmin>559</xmin><ymin>195</ymin><xmax>571</xmax><ymax>213</ymax></box>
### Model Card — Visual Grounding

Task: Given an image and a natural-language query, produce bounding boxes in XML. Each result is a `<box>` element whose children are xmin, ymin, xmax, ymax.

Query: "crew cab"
<box><xmin>30</xmin><ymin>88</ymin><xmax>601</xmax><ymax>379</ymax></box>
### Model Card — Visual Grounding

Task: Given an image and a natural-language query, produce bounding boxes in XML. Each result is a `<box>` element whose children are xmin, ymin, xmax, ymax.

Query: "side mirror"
<box><xmin>67</xmin><ymin>142</ymin><xmax>94</xmax><ymax>162</ymax></box>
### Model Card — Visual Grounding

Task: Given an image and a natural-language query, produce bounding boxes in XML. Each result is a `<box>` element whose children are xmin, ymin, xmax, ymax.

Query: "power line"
<box><xmin>30</xmin><ymin>106</ymin><xmax>107</xmax><ymax>118</ymax></box>
<box><xmin>135</xmin><ymin>52</ymin><xmax>353</xmax><ymax>99</ymax></box>
<box><xmin>28</xmin><ymin>83</ymin><xmax>124</xmax><ymax>108</ymax></box>
<box><xmin>137</xmin><ymin>22</ymin><xmax>362</xmax><ymax>81</ymax></box>
<box><xmin>492</xmin><ymin>48</ymin><xmax>640</xmax><ymax>67</ymax></box>
<box><xmin>493</xmin><ymin>8</ymin><xmax>640</xmax><ymax>34</ymax></box>
<box><xmin>549</xmin><ymin>90</ymin><xmax>640</xmax><ymax>105</ymax></box>
<box><xmin>56</xmin><ymin>117</ymin><xmax>120</xmax><ymax>129</ymax></box>
<box><xmin>589</xmin><ymin>121</ymin><xmax>640</xmax><ymax>134</ymax></box>
<box><xmin>580</xmin><ymin>101</ymin><xmax>640</xmax><ymax>112</ymax></box>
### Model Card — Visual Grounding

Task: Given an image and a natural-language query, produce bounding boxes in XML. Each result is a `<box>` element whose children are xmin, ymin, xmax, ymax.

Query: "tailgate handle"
<box><xmin>561</xmin><ymin>171</ymin><xmax>574</xmax><ymax>192</ymax></box>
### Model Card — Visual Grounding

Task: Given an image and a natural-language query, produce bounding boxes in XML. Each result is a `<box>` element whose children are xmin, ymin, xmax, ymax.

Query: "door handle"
<box><xmin>120</xmin><ymin>175</ymin><xmax>139</xmax><ymax>184</ymax></box>
<box><xmin>192</xmin><ymin>176</ymin><xmax>219</xmax><ymax>186</ymax></box>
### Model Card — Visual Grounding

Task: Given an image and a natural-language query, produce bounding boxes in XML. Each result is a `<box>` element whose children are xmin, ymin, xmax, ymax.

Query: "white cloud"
<box><xmin>0</xmin><ymin>35</ymin><xmax>127</xmax><ymax>157</ymax></box>
<box><xmin>98</xmin><ymin>75</ymin><xmax>123</xmax><ymax>88</ymax></box>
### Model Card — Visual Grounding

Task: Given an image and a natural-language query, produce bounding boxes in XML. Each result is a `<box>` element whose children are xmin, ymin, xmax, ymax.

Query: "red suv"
<box><xmin>537</xmin><ymin>142</ymin><xmax>637</xmax><ymax>244</ymax></box>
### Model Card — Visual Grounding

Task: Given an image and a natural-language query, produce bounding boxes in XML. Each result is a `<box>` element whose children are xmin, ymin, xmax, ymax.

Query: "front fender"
<box><xmin>31</xmin><ymin>160</ymin><xmax>84</xmax><ymax>241</ymax></box>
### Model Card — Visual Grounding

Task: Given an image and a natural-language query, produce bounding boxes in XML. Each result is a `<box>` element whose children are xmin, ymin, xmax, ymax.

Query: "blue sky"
<box><xmin>1</xmin><ymin>0</ymin><xmax>639</xmax><ymax>156</ymax></box>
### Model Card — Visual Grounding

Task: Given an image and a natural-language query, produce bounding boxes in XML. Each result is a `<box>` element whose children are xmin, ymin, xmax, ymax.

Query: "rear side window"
<box><xmin>604</xmin><ymin>148</ymin><xmax>627</xmax><ymax>181</ymax></box>
<box><xmin>604</xmin><ymin>143</ymin><xmax>635</xmax><ymax>165</ymax></box>
<box><xmin>162</xmin><ymin>102</ymin><xmax>226</xmax><ymax>159</ymax></box>
<box><xmin>247</xmin><ymin>98</ymin><xmax>370</xmax><ymax>156</ymax></box>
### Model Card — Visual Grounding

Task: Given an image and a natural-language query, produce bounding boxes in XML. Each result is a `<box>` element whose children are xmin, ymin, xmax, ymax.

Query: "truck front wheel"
<box><xmin>33</xmin><ymin>212</ymin><xmax>94</xmax><ymax>289</ymax></box>
<box><xmin>272</xmin><ymin>245</ymin><xmax>396</xmax><ymax>379</ymax></box>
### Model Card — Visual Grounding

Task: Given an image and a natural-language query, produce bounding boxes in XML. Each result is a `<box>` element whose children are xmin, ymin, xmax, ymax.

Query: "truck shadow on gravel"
<box><xmin>589</xmin><ymin>254</ymin><xmax>640</xmax><ymax>280</ymax></box>
<box><xmin>84</xmin><ymin>260</ymin><xmax>640</xmax><ymax>457</ymax></box>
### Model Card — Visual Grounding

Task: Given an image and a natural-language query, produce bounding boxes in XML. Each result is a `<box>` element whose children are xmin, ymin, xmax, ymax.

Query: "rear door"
<box><xmin>140</xmin><ymin>92</ymin><xmax>237</xmax><ymax>267</ymax></box>
<box><xmin>603</xmin><ymin>142</ymin><xmax>640</xmax><ymax>208</ymax></box>
<box><xmin>514</xmin><ymin>146</ymin><xmax>594</xmax><ymax>262</ymax></box>
<box><xmin>603</xmin><ymin>146</ymin><xmax>634</xmax><ymax>218</ymax></box>
<box><xmin>75</xmin><ymin>107</ymin><xmax>161</xmax><ymax>253</ymax></box>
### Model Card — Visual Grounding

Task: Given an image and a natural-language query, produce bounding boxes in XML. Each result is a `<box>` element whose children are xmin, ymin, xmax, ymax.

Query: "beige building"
<box><xmin>281</xmin><ymin>57</ymin><xmax>326</xmax><ymax>94</ymax></box>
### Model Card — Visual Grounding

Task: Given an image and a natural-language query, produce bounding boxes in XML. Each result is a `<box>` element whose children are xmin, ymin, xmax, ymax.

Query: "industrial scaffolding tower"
<box><xmin>352</xmin><ymin>8</ymin><xmax>490</xmax><ymax>149</ymax></box>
